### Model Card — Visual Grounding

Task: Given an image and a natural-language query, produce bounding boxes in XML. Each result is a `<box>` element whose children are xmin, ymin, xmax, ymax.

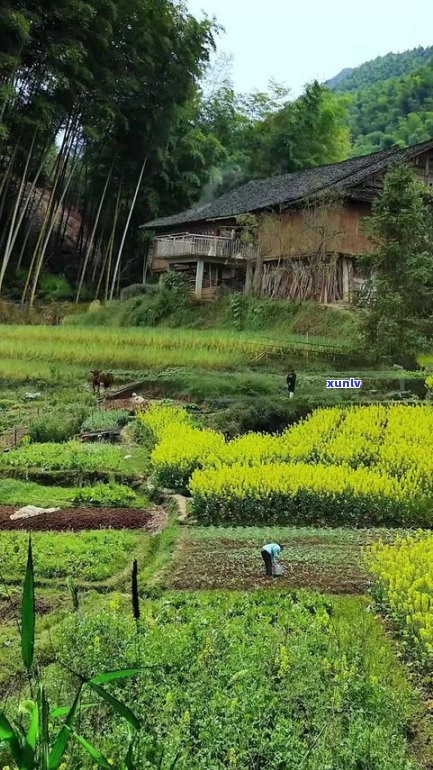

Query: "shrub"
<box><xmin>73</xmin><ymin>481</ymin><xmax>137</xmax><ymax>507</ymax></box>
<box><xmin>120</xmin><ymin>283</ymin><xmax>148</xmax><ymax>301</ymax></box>
<box><xmin>29</xmin><ymin>412</ymin><xmax>86</xmax><ymax>443</ymax></box>
<box><xmin>39</xmin><ymin>274</ymin><xmax>73</xmax><ymax>301</ymax></box>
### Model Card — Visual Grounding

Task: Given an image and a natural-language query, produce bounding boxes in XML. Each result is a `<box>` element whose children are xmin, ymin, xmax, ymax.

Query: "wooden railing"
<box><xmin>154</xmin><ymin>233</ymin><xmax>258</xmax><ymax>261</ymax></box>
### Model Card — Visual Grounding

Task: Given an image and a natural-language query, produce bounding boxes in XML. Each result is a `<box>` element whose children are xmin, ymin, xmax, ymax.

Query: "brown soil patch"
<box><xmin>0</xmin><ymin>595</ymin><xmax>57</xmax><ymax>622</ymax></box>
<box><xmin>170</xmin><ymin>559</ymin><xmax>368</xmax><ymax>594</ymax></box>
<box><xmin>0</xmin><ymin>506</ymin><xmax>163</xmax><ymax>531</ymax></box>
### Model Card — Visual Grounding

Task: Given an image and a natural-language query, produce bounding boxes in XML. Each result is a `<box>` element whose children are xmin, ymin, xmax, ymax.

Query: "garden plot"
<box><xmin>0</xmin><ymin>506</ymin><xmax>163</xmax><ymax>531</ymax></box>
<box><xmin>0</xmin><ymin>530</ymin><xmax>150</xmax><ymax>587</ymax></box>
<box><xmin>166</xmin><ymin>526</ymin><xmax>398</xmax><ymax>593</ymax></box>
<box><xmin>44</xmin><ymin>591</ymin><xmax>431</xmax><ymax>770</ymax></box>
<box><xmin>0</xmin><ymin>441</ymin><xmax>149</xmax><ymax>483</ymax></box>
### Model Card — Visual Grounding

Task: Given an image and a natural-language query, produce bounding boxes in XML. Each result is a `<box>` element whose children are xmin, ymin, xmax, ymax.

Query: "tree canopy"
<box><xmin>360</xmin><ymin>162</ymin><xmax>433</xmax><ymax>357</ymax></box>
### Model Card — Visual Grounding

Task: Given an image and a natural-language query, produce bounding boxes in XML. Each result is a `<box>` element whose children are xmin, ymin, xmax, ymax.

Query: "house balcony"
<box><xmin>154</xmin><ymin>233</ymin><xmax>258</xmax><ymax>262</ymax></box>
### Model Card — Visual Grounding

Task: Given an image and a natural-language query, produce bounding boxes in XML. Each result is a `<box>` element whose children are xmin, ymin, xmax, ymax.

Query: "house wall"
<box><xmin>258</xmin><ymin>201</ymin><xmax>373</xmax><ymax>261</ymax></box>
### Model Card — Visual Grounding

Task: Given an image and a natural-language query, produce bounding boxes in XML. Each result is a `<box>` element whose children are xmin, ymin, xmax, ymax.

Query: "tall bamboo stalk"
<box><xmin>0</xmin><ymin>129</ymin><xmax>37</xmax><ymax>291</ymax></box>
<box><xmin>98</xmin><ymin>179</ymin><xmax>122</xmax><ymax>301</ymax></box>
<box><xmin>75</xmin><ymin>158</ymin><xmax>114</xmax><ymax>302</ymax></box>
<box><xmin>109</xmin><ymin>155</ymin><xmax>148</xmax><ymax>299</ymax></box>
<box><xmin>28</xmin><ymin>150</ymin><xmax>79</xmax><ymax>307</ymax></box>
<box><xmin>21</xmin><ymin>122</ymin><xmax>74</xmax><ymax>305</ymax></box>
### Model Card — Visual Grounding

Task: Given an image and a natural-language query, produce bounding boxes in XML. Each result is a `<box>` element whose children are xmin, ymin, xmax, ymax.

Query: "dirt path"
<box><xmin>0</xmin><ymin>506</ymin><xmax>165</xmax><ymax>531</ymax></box>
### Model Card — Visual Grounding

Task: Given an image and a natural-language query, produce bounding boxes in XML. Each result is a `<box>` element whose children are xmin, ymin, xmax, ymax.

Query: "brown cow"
<box><xmin>90</xmin><ymin>370</ymin><xmax>114</xmax><ymax>395</ymax></box>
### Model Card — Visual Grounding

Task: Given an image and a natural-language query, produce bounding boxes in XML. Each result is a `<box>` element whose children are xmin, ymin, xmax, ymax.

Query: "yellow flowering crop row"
<box><xmin>368</xmin><ymin>533</ymin><xmax>433</xmax><ymax>660</ymax></box>
<box><xmin>151</xmin><ymin>425</ymin><xmax>225</xmax><ymax>488</ymax></box>
<box><xmin>189</xmin><ymin>462</ymin><xmax>412</xmax><ymax>525</ymax></box>
<box><xmin>137</xmin><ymin>403</ymin><xmax>193</xmax><ymax>442</ymax></box>
<box><xmin>140</xmin><ymin>403</ymin><xmax>433</xmax><ymax>522</ymax></box>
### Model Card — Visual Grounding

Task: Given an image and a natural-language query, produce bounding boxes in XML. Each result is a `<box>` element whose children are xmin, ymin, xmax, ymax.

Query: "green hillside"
<box><xmin>349</xmin><ymin>57</ymin><xmax>433</xmax><ymax>155</ymax></box>
<box><xmin>328</xmin><ymin>45</ymin><xmax>433</xmax><ymax>93</ymax></box>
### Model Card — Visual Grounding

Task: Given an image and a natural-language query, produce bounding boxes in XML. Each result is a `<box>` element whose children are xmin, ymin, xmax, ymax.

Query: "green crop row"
<box><xmin>50</xmin><ymin>592</ymin><xmax>421</xmax><ymax>769</ymax></box>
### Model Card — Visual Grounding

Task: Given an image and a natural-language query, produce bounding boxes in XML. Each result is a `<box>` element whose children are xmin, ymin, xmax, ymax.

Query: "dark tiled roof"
<box><xmin>142</xmin><ymin>140</ymin><xmax>433</xmax><ymax>230</ymax></box>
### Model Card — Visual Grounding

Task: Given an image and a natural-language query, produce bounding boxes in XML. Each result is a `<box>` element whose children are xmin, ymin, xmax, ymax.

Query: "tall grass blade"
<box><xmin>89</xmin><ymin>683</ymin><xmax>140</xmax><ymax>730</ymax></box>
<box><xmin>25</xmin><ymin>700</ymin><xmax>39</xmax><ymax>750</ymax></box>
<box><xmin>39</xmin><ymin>684</ymin><xmax>50</xmax><ymax>770</ymax></box>
<box><xmin>21</xmin><ymin>700</ymin><xmax>39</xmax><ymax>770</ymax></box>
<box><xmin>49</xmin><ymin>703</ymin><xmax>96</xmax><ymax>719</ymax></box>
<box><xmin>124</xmin><ymin>740</ymin><xmax>135</xmax><ymax>770</ymax></box>
<box><xmin>72</xmin><ymin>732</ymin><xmax>112</xmax><ymax>769</ymax></box>
<box><xmin>88</xmin><ymin>669</ymin><xmax>141</xmax><ymax>685</ymax></box>
<box><xmin>48</xmin><ymin>684</ymin><xmax>82</xmax><ymax>770</ymax></box>
<box><xmin>21</xmin><ymin>536</ymin><xmax>35</xmax><ymax>671</ymax></box>
<box><xmin>0</xmin><ymin>712</ymin><xmax>23</xmax><ymax>764</ymax></box>
<box><xmin>0</xmin><ymin>712</ymin><xmax>16</xmax><ymax>740</ymax></box>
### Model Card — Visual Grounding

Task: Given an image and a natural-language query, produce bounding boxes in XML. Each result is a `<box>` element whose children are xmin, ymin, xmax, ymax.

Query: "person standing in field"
<box><xmin>286</xmin><ymin>369</ymin><xmax>296</xmax><ymax>399</ymax></box>
<box><xmin>261</xmin><ymin>543</ymin><xmax>283</xmax><ymax>577</ymax></box>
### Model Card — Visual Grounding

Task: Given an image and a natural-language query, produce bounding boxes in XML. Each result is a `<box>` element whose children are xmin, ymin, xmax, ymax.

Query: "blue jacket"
<box><xmin>262</xmin><ymin>543</ymin><xmax>281</xmax><ymax>563</ymax></box>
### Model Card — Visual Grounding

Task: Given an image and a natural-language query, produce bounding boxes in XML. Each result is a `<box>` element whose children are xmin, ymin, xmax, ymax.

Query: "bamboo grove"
<box><xmin>0</xmin><ymin>0</ymin><xmax>217</xmax><ymax>305</ymax></box>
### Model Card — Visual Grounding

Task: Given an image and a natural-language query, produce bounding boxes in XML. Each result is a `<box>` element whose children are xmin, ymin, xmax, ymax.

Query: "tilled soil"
<box><xmin>0</xmin><ymin>505</ymin><xmax>165</xmax><ymax>532</ymax></box>
<box><xmin>168</xmin><ymin>538</ymin><xmax>370</xmax><ymax>594</ymax></box>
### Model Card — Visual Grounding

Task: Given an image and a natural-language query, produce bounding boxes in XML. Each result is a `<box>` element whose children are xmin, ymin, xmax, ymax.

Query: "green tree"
<box><xmin>244</xmin><ymin>82</ymin><xmax>350</xmax><ymax>179</ymax></box>
<box><xmin>361</xmin><ymin>162</ymin><xmax>433</xmax><ymax>357</ymax></box>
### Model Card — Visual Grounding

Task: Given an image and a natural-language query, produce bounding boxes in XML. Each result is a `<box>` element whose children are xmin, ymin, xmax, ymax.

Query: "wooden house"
<box><xmin>141</xmin><ymin>140</ymin><xmax>433</xmax><ymax>304</ymax></box>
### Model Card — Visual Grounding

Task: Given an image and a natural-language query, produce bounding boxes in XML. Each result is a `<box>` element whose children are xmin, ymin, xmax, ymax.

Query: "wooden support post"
<box><xmin>195</xmin><ymin>259</ymin><xmax>204</xmax><ymax>298</ymax></box>
<box><xmin>342</xmin><ymin>257</ymin><xmax>350</xmax><ymax>302</ymax></box>
<box><xmin>244</xmin><ymin>261</ymin><xmax>253</xmax><ymax>296</ymax></box>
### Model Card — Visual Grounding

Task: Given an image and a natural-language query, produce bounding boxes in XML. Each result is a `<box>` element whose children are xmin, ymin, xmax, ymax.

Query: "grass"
<box><xmin>166</xmin><ymin>526</ymin><xmax>402</xmax><ymax>593</ymax></box>
<box><xmin>0</xmin><ymin>478</ymin><xmax>150</xmax><ymax>508</ymax></box>
<box><xmin>66</xmin><ymin>293</ymin><xmax>359</xmax><ymax>343</ymax></box>
<box><xmin>0</xmin><ymin>323</ymin><xmax>354</xmax><ymax>379</ymax></box>
<box><xmin>0</xmin><ymin>530</ymin><xmax>147</xmax><ymax>584</ymax></box>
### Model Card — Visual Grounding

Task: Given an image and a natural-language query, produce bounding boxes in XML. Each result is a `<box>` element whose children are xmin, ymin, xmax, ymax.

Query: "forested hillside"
<box><xmin>328</xmin><ymin>45</ymin><xmax>433</xmax><ymax>92</ymax></box>
<box><xmin>348</xmin><ymin>56</ymin><xmax>433</xmax><ymax>154</ymax></box>
<box><xmin>326</xmin><ymin>44</ymin><xmax>433</xmax><ymax>155</ymax></box>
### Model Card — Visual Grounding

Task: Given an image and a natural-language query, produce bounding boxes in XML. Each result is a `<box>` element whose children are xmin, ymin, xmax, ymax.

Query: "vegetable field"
<box><xmin>166</xmin><ymin>526</ymin><xmax>392</xmax><ymax>593</ymax></box>
<box><xmin>52</xmin><ymin>592</ymin><xmax>424</xmax><ymax>770</ymax></box>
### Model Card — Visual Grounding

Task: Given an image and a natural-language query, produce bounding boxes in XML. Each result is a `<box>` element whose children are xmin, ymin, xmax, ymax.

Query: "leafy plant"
<box><xmin>73</xmin><ymin>481</ymin><xmax>137</xmax><ymax>508</ymax></box>
<box><xmin>229</xmin><ymin>293</ymin><xmax>246</xmax><ymax>331</ymax></box>
<box><xmin>0</xmin><ymin>531</ymin><xmax>145</xmax><ymax>583</ymax></box>
<box><xmin>0</xmin><ymin>441</ymin><xmax>148</xmax><ymax>476</ymax></box>
<box><xmin>39</xmin><ymin>275</ymin><xmax>74</xmax><ymax>302</ymax></box>
<box><xmin>81</xmin><ymin>410</ymin><xmax>130</xmax><ymax>432</ymax></box>
<box><xmin>0</xmin><ymin>538</ymin><xmax>140</xmax><ymax>769</ymax></box>
<box><xmin>29</xmin><ymin>412</ymin><xmax>86</xmax><ymax>444</ymax></box>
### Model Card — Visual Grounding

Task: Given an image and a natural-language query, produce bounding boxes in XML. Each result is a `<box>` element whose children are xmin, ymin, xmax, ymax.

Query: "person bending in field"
<box><xmin>286</xmin><ymin>369</ymin><xmax>296</xmax><ymax>399</ymax></box>
<box><xmin>261</xmin><ymin>542</ymin><xmax>283</xmax><ymax>577</ymax></box>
